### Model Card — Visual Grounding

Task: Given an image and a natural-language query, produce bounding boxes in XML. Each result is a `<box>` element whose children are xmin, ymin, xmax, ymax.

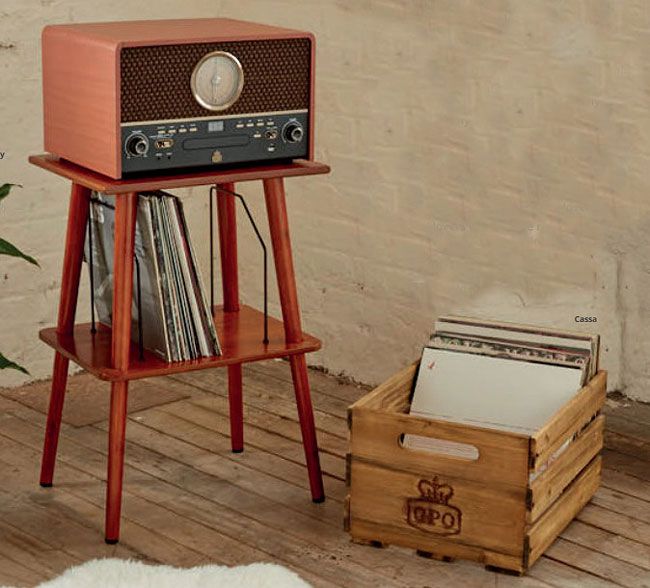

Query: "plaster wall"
<box><xmin>1</xmin><ymin>1</ymin><xmax>647</xmax><ymax>399</ymax></box>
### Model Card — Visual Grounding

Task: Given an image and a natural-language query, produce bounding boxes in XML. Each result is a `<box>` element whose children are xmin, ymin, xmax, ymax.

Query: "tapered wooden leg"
<box><xmin>289</xmin><ymin>354</ymin><xmax>325</xmax><ymax>500</ymax></box>
<box><xmin>105</xmin><ymin>192</ymin><xmax>138</xmax><ymax>543</ymax></box>
<box><xmin>217</xmin><ymin>182</ymin><xmax>239</xmax><ymax>313</ymax></box>
<box><xmin>263</xmin><ymin>178</ymin><xmax>303</xmax><ymax>344</ymax></box>
<box><xmin>263</xmin><ymin>177</ymin><xmax>325</xmax><ymax>502</ymax></box>
<box><xmin>227</xmin><ymin>365</ymin><xmax>243</xmax><ymax>452</ymax></box>
<box><xmin>217</xmin><ymin>182</ymin><xmax>244</xmax><ymax>452</ymax></box>
<box><xmin>105</xmin><ymin>380</ymin><xmax>128</xmax><ymax>543</ymax></box>
<box><xmin>40</xmin><ymin>354</ymin><xmax>69</xmax><ymax>486</ymax></box>
<box><xmin>40</xmin><ymin>183</ymin><xmax>91</xmax><ymax>487</ymax></box>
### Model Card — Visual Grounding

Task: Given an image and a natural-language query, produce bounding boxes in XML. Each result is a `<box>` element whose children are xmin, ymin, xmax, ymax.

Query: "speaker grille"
<box><xmin>121</xmin><ymin>38</ymin><xmax>311</xmax><ymax>123</ymax></box>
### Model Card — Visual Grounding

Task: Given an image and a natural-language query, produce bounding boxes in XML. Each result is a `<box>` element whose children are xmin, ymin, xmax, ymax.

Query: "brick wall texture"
<box><xmin>1</xmin><ymin>0</ymin><xmax>648</xmax><ymax>399</ymax></box>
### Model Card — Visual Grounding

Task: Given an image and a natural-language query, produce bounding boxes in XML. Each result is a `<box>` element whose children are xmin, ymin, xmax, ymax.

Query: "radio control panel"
<box><xmin>121</xmin><ymin>111</ymin><xmax>308</xmax><ymax>174</ymax></box>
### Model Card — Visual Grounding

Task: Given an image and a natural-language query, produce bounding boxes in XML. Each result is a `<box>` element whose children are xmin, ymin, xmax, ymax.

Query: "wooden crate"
<box><xmin>345</xmin><ymin>362</ymin><xmax>607</xmax><ymax>575</ymax></box>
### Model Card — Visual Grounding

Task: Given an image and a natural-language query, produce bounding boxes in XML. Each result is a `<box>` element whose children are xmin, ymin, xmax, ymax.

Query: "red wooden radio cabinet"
<box><xmin>42</xmin><ymin>18</ymin><xmax>316</xmax><ymax>178</ymax></box>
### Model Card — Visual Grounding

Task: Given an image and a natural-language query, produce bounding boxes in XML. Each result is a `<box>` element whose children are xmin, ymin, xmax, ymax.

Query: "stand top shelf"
<box><xmin>28</xmin><ymin>154</ymin><xmax>330</xmax><ymax>194</ymax></box>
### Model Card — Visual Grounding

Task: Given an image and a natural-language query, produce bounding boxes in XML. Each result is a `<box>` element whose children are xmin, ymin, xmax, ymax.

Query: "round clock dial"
<box><xmin>191</xmin><ymin>51</ymin><xmax>244</xmax><ymax>111</ymax></box>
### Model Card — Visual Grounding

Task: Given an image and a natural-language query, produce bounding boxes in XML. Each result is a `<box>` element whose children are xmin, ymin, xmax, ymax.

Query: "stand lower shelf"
<box><xmin>39</xmin><ymin>304</ymin><xmax>321</xmax><ymax>382</ymax></box>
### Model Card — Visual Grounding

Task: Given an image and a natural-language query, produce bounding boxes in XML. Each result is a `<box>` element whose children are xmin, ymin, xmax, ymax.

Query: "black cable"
<box><xmin>89</xmin><ymin>198</ymin><xmax>115</xmax><ymax>210</ymax></box>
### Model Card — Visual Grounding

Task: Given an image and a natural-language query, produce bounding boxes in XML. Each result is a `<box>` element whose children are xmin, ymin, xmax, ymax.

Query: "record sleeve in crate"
<box><xmin>345</xmin><ymin>362</ymin><xmax>607</xmax><ymax>574</ymax></box>
<box><xmin>42</xmin><ymin>18</ymin><xmax>315</xmax><ymax>178</ymax></box>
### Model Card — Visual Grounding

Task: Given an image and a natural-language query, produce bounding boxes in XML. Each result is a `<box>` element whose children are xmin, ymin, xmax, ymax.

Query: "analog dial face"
<box><xmin>191</xmin><ymin>51</ymin><xmax>244</xmax><ymax>111</ymax></box>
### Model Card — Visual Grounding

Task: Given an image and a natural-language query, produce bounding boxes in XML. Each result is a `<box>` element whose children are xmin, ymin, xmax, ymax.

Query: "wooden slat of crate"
<box><xmin>531</xmin><ymin>372</ymin><xmax>606</xmax><ymax>470</ymax></box>
<box><xmin>350</xmin><ymin>362</ymin><xmax>418</xmax><ymax>412</ymax></box>
<box><xmin>348</xmin><ymin>516</ymin><xmax>525</xmax><ymax>573</ymax></box>
<box><xmin>528</xmin><ymin>415</ymin><xmax>605</xmax><ymax>522</ymax></box>
<box><xmin>349</xmin><ymin>458</ymin><xmax>527</xmax><ymax>558</ymax></box>
<box><xmin>350</xmin><ymin>404</ymin><xmax>530</xmax><ymax>488</ymax></box>
<box><xmin>527</xmin><ymin>455</ymin><xmax>602</xmax><ymax>567</ymax></box>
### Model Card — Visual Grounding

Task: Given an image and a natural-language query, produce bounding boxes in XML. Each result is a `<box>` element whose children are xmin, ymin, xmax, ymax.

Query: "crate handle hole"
<box><xmin>400</xmin><ymin>434</ymin><xmax>480</xmax><ymax>460</ymax></box>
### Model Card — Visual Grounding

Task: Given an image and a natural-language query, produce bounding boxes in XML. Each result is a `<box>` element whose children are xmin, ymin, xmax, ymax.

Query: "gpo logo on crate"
<box><xmin>406</xmin><ymin>476</ymin><xmax>462</xmax><ymax>536</ymax></box>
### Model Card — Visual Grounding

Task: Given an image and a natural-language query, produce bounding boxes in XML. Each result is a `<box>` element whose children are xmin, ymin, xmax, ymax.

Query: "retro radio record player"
<box><xmin>42</xmin><ymin>18</ymin><xmax>315</xmax><ymax>179</ymax></box>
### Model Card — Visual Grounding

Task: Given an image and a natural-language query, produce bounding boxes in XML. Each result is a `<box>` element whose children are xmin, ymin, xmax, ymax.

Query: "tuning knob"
<box><xmin>125</xmin><ymin>133</ymin><xmax>149</xmax><ymax>157</ymax></box>
<box><xmin>283</xmin><ymin>121</ymin><xmax>304</xmax><ymax>144</ymax></box>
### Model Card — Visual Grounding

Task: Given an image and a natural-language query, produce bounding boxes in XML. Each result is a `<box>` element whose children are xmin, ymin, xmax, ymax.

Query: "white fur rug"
<box><xmin>1</xmin><ymin>558</ymin><xmax>311</xmax><ymax>588</ymax></box>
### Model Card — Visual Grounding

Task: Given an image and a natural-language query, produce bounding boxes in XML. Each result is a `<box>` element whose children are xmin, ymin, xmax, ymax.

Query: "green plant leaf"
<box><xmin>0</xmin><ymin>237</ymin><xmax>39</xmax><ymax>266</ymax></box>
<box><xmin>0</xmin><ymin>183</ymin><xmax>21</xmax><ymax>205</ymax></box>
<box><xmin>0</xmin><ymin>352</ymin><xmax>29</xmax><ymax>375</ymax></box>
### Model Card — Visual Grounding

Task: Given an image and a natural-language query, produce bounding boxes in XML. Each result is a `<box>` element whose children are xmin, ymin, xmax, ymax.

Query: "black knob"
<box><xmin>283</xmin><ymin>122</ymin><xmax>304</xmax><ymax>144</ymax></box>
<box><xmin>125</xmin><ymin>133</ymin><xmax>149</xmax><ymax>157</ymax></box>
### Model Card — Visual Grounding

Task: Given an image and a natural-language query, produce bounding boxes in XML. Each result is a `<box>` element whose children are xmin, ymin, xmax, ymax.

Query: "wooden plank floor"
<box><xmin>0</xmin><ymin>359</ymin><xmax>648</xmax><ymax>587</ymax></box>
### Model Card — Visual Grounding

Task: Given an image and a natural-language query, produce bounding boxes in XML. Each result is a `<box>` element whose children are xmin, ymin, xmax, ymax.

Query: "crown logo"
<box><xmin>406</xmin><ymin>476</ymin><xmax>462</xmax><ymax>536</ymax></box>
<box><xmin>417</xmin><ymin>477</ymin><xmax>454</xmax><ymax>505</ymax></box>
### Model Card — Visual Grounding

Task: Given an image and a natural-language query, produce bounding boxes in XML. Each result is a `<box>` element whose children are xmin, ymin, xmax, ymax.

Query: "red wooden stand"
<box><xmin>29</xmin><ymin>154</ymin><xmax>329</xmax><ymax>543</ymax></box>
